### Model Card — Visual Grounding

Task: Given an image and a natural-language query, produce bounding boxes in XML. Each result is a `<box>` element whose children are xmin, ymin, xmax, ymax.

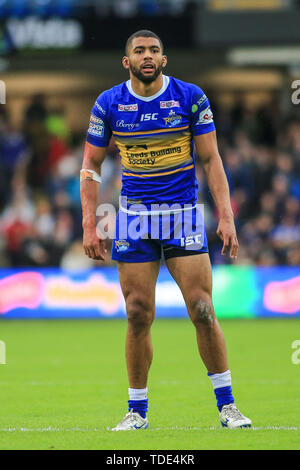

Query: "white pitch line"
<box><xmin>0</xmin><ymin>426</ymin><xmax>298</xmax><ymax>432</ymax></box>
<box><xmin>107</xmin><ymin>426</ymin><xmax>300</xmax><ymax>432</ymax></box>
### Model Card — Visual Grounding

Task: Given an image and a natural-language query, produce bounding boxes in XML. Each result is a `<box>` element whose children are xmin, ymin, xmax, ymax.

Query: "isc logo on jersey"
<box><xmin>140</xmin><ymin>113</ymin><xmax>158</xmax><ymax>121</ymax></box>
<box><xmin>196</xmin><ymin>106</ymin><xmax>213</xmax><ymax>125</ymax></box>
<box><xmin>118</xmin><ymin>104</ymin><xmax>138</xmax><ymax>111</ymax></box>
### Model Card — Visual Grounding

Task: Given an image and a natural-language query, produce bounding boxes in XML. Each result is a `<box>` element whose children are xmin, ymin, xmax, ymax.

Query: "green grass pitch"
<box><xmin>0</xmin><ymin>317</ymin><xmax>299</xmax><ymax>450</ymax></box>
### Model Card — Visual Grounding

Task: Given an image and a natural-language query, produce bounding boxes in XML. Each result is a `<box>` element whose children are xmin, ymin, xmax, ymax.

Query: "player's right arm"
<box><xmin>81</xmin><ymin>92</ymin><xmax>112</xmax><ymax>260</ymax></box>
<box><xmin>81</xmin><ymin>142</ymin><xmax>107</xmax><ymax>260</ymax></box>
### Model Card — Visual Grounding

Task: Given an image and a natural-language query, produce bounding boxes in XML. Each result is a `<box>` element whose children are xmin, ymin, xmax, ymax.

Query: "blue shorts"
<box><xmin>111</xmin><ymin>205</ymin><xmax>208</xmax><ymax>263</ymax></box>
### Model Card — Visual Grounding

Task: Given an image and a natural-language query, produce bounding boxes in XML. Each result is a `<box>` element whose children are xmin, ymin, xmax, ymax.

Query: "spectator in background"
<box><xmin>1</xmin><ymin>175</ymin><xmax>36</xmax><ymax>266</ymax></box>
<box><xmin>22</xmin><ymin>94</ymin><xmax>69</xmax><ymax>190</ymax></box>
<box><xmin>45</xmin><ymin>105</ymin><xmax>71</xmax><ymax>144</ymax></box>
<box><xmin>0</xmin><ymin>111</ymin><xmax>29</xmax><ymax>209</ymax></box>
<box><xmin>24</xmin><ymin>93</ymin><xmax>48</xmax><ymax>123</ymax></box>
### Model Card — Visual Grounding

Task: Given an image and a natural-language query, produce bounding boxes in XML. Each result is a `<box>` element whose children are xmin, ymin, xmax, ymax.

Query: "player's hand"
<box><xmin>216</xmin><ymin>216</ymin><xmax>239</xmax><ymax>259</ymax></box>
<box><xmin>83</xmin><ymin>225</ymin><xmax>107</xmax><ymax>261</ymax></box>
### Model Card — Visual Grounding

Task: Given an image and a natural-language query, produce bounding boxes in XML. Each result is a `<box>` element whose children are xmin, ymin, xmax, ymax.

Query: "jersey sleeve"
<box><xmin>86</xmin><ymin>92</ymin><xmax>112</xmax><ymax>147</ymax></box>
<box><xmin>190</xmin><ymin>85</ymin><xmax>216</xmax><ymax>136</ymax></box>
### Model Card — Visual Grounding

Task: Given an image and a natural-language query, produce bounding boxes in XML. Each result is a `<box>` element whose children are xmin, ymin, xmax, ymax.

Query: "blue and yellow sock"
<box><xmin>208</xmin><ymin>370</ymin><xmax>234</xmax><ymax>411</ymax></box>
<box><xmin>128</xmin><ymin>387</ymin><xmax>148</xmax><ymax>418</ymax></box>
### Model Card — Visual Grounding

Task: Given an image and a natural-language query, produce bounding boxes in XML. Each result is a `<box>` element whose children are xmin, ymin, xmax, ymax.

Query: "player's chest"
<box><xmin>110</xmin><ymin>99</ymin><xmax>190</xmax><ymax>133</ymax></box>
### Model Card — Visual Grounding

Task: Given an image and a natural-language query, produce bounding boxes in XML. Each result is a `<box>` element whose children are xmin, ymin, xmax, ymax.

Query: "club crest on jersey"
<box><xmin>115</xmin><ymin>240</ymin><xmax>130</xmax><ymax>252</ymax></box>
<box><xmin>118</xmin><ymin>104</ymin><xmax>138</xmax><ymax>112</ymax></box>
<box><xmin>163</xmin><ymin>110</ymin><xmax>182</xmax><ymax>127</ymax></box>
<box><xmin>160</xmin><ymin>100</ymin><xmax>180</xmax><ymax>109</ymax></box>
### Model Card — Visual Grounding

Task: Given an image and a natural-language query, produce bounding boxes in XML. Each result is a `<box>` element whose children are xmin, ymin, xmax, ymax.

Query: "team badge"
<box><xmin>115</xmin><ymin>240</ymin><xmax>130</xmax><ymax>252</ymax></box>
<box><xmin>163</xmin><ymin>110</ymin><xmax>182</xmax><ymax>127</ymax></box>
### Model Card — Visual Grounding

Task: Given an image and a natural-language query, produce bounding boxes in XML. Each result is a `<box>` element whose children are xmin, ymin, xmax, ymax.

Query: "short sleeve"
<box><xmin>86</xmin><ymin>92</ymin><xmax>112</xmax><ymax>147</ymax></box>
<box><xmin>190</xmin><ymin>86</ymin><xmax>216</xmax><ymax>136</ymax></box>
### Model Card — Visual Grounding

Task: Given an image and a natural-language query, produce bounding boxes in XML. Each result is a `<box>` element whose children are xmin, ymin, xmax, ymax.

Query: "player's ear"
<box><xmin>122</xmin><ymin>56</ymin><xmax>130</xmax><ymax>70</ymax></box>
<box><xmin>162</xmin><ymin>55</ymin><xmax>167</xmax><ymax>68</ymax></box>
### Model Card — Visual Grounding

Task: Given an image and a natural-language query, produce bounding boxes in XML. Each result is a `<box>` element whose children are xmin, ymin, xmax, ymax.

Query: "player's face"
<box><xmin>123</xmin><ymin>37</ymin><xmax>167</xmax><ymax>84</ymax></box>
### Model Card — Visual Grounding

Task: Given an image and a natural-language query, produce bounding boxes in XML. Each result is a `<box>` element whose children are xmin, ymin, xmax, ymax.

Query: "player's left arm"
<box><xmin>194</xmin><ymin>131</ymin><xmax>239</xmax><ymax>259</ymax></box>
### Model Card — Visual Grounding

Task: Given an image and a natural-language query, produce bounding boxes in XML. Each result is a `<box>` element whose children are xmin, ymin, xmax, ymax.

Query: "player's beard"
<box><xmin>129</xmin><ymin>61</ymin><xmax>164</xmax><ymax>84</ymax></box>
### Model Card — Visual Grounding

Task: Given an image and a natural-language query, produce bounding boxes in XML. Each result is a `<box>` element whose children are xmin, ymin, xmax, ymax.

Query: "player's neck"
<box><xmin>129</xmin><ymin>74</ymin><xmax>164</xmax><ymax>98</ymax></box>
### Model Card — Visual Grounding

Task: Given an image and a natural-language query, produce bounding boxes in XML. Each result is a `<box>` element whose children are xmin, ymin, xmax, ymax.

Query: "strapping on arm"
<box><xmin>80</xmin><ymin>169</ymin><xmax>102</xmax><ymax>184</ymax></box>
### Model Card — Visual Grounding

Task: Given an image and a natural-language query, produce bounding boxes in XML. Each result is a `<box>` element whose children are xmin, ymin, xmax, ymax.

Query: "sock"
<box><xmin>128</xmin><ymin>387</ymin><xmax>148</xmax><ymax>418</ymax></box>
<box><xmin>207</xmin><ymin>370</ymin><xmax>234</xmax><ymax>411</ymax></box>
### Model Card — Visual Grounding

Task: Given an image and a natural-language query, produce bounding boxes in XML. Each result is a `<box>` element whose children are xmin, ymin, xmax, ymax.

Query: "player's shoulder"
<box><xmin>95</xmin><ymin>81</ymin><xmax>128</xmax><ymax>107</ymax></box>
<box><xmin>169</xmin><ymin>76</ymin><xmax>207</xmax><ymax>99</ymax></box>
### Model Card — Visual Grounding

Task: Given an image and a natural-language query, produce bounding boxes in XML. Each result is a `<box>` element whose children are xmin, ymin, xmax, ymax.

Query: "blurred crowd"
<box><xmin>3</xmin><ymin>0</ymin><xmax>300</xmax><ymax>20</ymax></box>
<box><xmin>0</xmin><ymin>0</ymin><xmax>197</xmax><ymax>19</ymax></box>
<box><xmin>0</xmin><ymin>88</ymin><xmax>299</xmax><ymax>269</ymax></box>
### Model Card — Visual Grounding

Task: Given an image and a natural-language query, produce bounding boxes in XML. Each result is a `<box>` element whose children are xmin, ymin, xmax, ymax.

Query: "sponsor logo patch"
<box><xmin>196</xmin><ymin>106</ymin><xmax>213</xmax><ymax>125</ymax></box>
<box><xmin>118</xmin><ymin>104</ymin><xmax>138</xmax><ymax>112</ymax></box>
<box><xmin>160</xmin><ymin>100</ymin><xmax>180</xmax><ymax>108</ymax></box>
<box><xmin>125</xmin><ymin>145</ymin><xmax>181</xmax><ymax>166</ymax></box>
<box><xmin>116</xmin><ymin>120</ymin><xmax>139</xmax><ymax>130</ymax></box>
<box><xmin>88</xmin><ymin>122</ymin><xmax>104</xmax><ymax>137</ymax></box>
<box><xmin>192</xmin><ymin>96</ymin><xmax>208</xmax><ymax>113</ymax></box>
<box><xmin>197</xmin><ymin>94</ymin><xmax>208</xmax><ymax>106</ymax></box>
<box><xmin>90</xmin><ymin>114</ymin><xmax>104</xmax><ymax>124</ymax></box>
<box><xmin>95</xmin><ymin>102</ymin><xmax>106</xmax><ymax>115</ymax></box>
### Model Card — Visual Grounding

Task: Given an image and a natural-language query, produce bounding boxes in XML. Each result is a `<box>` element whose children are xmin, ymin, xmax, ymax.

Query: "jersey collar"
<box><xmin>126</xmin><ymin>75</ymin><xmax>170</xmax><ymax>102</ymax></box>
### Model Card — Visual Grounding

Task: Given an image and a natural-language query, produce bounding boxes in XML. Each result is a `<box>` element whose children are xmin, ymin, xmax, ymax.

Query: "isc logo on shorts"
<box><xmin>180</xmin><ymin>234</ymin><xmax>202</xmax><ymax>247</ymax></box>
<box><xmin>118</xmin><ymin>104</ymin><xmax>138</xmax><ymax>111</ymax></box>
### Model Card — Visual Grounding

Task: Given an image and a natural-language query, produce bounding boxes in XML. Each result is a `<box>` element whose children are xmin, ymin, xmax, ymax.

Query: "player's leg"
<box><xmin>112</xmin><ymin>259</ymin><xmax>160</xmax><ymax>431</ymax></box>
<box><xmin>165</xmin><ymin>252</ymin><xmax>251</xmax><ymax>428</ymax></box>
<box><xmin>166</xmin><ymin>252</ymin><xmax>227</xmax><ymax>373</ymax></box>
<box><xmin>118</xmin><ymin>260</ymin><xmax>160</xmax><ymax>389</ymax></box>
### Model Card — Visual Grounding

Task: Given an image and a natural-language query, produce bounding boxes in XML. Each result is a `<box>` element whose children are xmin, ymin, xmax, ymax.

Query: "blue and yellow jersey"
<box><xmin>86</xmin><ymin>75</ymin><xmax>215</xmax><ymax>210</ymax></box>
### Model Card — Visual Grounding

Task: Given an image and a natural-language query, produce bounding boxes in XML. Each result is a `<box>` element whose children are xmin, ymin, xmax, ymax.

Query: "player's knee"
<box><xmin>190</xmin><ymin>297</ymin><xmax>215</xmax><ymax>328</ymax></box>
<box><xmin>126</xmin><ymin>296</ymin><xmax>154</xmax><ymax>334</ymax></box>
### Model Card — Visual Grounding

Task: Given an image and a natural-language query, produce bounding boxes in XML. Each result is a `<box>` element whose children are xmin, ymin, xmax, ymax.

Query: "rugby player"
<box><xmin>80</xmin><ymin>30</ymin><xmax>252</xmax><ymax>430</ymax></box>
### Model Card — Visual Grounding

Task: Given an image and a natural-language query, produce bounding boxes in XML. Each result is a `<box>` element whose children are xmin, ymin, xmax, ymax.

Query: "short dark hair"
<box><xmin>125</xmin><ymin>30</ymin><xmax>164</xmax><ymax>56</ymax></box>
